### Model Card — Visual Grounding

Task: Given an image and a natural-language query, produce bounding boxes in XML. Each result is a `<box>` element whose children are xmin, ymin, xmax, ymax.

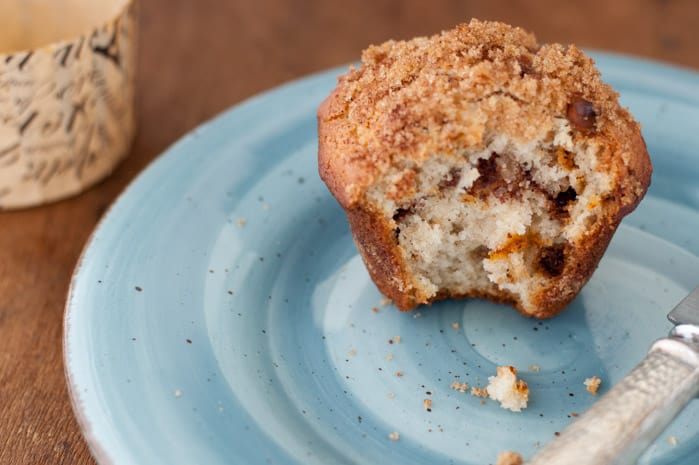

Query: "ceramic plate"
<box><xmin>65</xmin><ymin>52</ymin><xmax>699</xmax><ymax>465</ymax></box>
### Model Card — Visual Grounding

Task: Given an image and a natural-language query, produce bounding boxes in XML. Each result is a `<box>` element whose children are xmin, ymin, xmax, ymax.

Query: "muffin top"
<box><xmin>318</xmin><ymin>19</ymin><xmax>648</xmax><ymax>209</ymax></box>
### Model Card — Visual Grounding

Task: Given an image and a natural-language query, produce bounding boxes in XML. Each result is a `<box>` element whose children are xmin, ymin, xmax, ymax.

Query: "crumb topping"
<box><xmin>319</xmin><ymin>19</ymin><xmax>642</xmax><ymax>208</ymax></box>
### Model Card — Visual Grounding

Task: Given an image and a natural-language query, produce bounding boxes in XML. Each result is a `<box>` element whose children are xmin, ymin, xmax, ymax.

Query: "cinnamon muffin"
<box><xmin>317</xmin><ymin>20</ymin><xmax>651</xmax><ymax>318</ymax></box>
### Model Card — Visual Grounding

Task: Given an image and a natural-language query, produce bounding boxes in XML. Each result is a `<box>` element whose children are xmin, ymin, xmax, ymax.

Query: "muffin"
<box><xmin>317</xmin><ymin>20</ymin><xmax>651</xmax><ymax>318</ymax></box>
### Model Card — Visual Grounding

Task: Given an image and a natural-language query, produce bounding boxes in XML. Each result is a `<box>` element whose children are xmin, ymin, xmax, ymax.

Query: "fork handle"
<box><xmin>526</xmin><ymin>325</ymin><xmax>699</xmax><ymax>465</ymax></box>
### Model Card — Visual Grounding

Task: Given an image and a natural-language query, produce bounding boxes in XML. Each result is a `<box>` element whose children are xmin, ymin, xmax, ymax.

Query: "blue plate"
<box><xmin>65</xmin><ymin>52</ymin><xmax>699</xmax><ymax>465</ymax></box>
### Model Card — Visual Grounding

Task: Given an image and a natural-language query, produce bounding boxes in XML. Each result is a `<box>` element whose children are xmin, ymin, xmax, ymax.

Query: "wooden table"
<box><xmin>1</xmin><ymin>0</ymin><xmax>698</xmax><ymax>462</ymax></box>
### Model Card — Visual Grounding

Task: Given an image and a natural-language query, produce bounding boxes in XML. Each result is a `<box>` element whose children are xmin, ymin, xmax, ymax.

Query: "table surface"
<box><xmin>2</xmin><ymin>0</ymin><xmax>699</xmax><ymax>463</ymax></box>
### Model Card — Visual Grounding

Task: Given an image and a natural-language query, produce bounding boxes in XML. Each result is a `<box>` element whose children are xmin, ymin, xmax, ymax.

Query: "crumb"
<box><xmin>388</xmin><ymin>338</ymin><xmax>393</xmax><ymax>344</ymax></box>
<box><xmin>496</xmin><ymin>450</ymin><xmax>523</xmax><ymax>465</ymax></box>
<box><xmin>386</xmin><ymin>353</ymin><xmax>394</xmax><ymax>360</ymax></box>
<box><xmin>348</xmin><ymin>349</ymin><xmax>357</xmax><ymax>356</ymax></box>
<box><xmin>450</xmin><ymin>381</ymin><xmax>469</xmax><ymax>392</ymax></box>
<box><xmin>380</xmin><ymin>297</ymin><xmax>392</xmax><ymax>306</ymax></box>
<box><xmin>423</xmin><ymin>398</ymin><xmax>433</xmax><ymax>412</ymax></box>
<box><xmin>413</xmin><ymin>312</ymin><xmax>422</xmax><ymax>318</ymax></box>
<box><xmin>388</xmin><ymin>431</ymin><xmax>400</xmax><ymax>441</ymax></box>
<box><xmin>394</xmin><ymin>335</ymin><xmax>401</xmax><ymax>343</ymax></box>
<box><xmin>571</xmin><ymin>412</ymin><xmax>579</xmax><ymax>417</ymax></box>
<box><xmin>396</xmin><ymin>371</ymin><xmax>404</xmax><ymax>377</ymax></box>
<box><xmin>451</xmin><ymin>321</ymin><xmax>460</xmax><ymax>330</ymax></box>
<box><xmin>388</xmin><ymin>392</ymin><xmax>395</xmax><ymax>399</ymax></box>
<box><xmin>481</xmin><ymin>399</ymin><xmax>487</xmax><ymax>405</ymax></box>
<box><xmin>237</xmin><ymin>217</ymin><xmax>246</xmax><ymax>227</ymax></box>
<box><xmin>584</xmin><ymin>376</ymin><xmax>601</xmax><ymax>395</ymax></box>
<box><xmin>667</xmin><ymin>436</ymin><xmax>677</xmax><ymax>446</ymax></box>
<box><xmin>487</xmin><ymin>366</ymin><xmax>529</xmax><ymax>412</ymax></box>
<box><xmin>470</xmin><ymin>386</ymin><xmax>488</xmax><ymax>398</ymax></box>
<box><xmin>530</xmin><ymin>364</ymin><xmax>541</xmax><ymax>372</ymax></box>
<box><xmin>371</xmin><ymin>307</ymin><xmax>380</xmax><ymax>313</ymax></box>
<box><xmin>174</xmin><ymin>389</ymin><xmax>182</xmax><ymax>398</ymax></box>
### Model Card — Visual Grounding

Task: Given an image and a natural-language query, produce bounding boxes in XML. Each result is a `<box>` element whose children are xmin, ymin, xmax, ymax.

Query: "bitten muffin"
<box><xmin>317</xmin><ymin>20</ymin><xmax>651</xmax><ymax>318</ymax></box>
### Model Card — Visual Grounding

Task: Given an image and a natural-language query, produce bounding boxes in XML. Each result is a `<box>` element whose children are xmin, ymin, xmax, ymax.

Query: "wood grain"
<box><xmin>1</xmin><ymin>0</ymin><xmax>698</xmax><ymax>463</ymax></box>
